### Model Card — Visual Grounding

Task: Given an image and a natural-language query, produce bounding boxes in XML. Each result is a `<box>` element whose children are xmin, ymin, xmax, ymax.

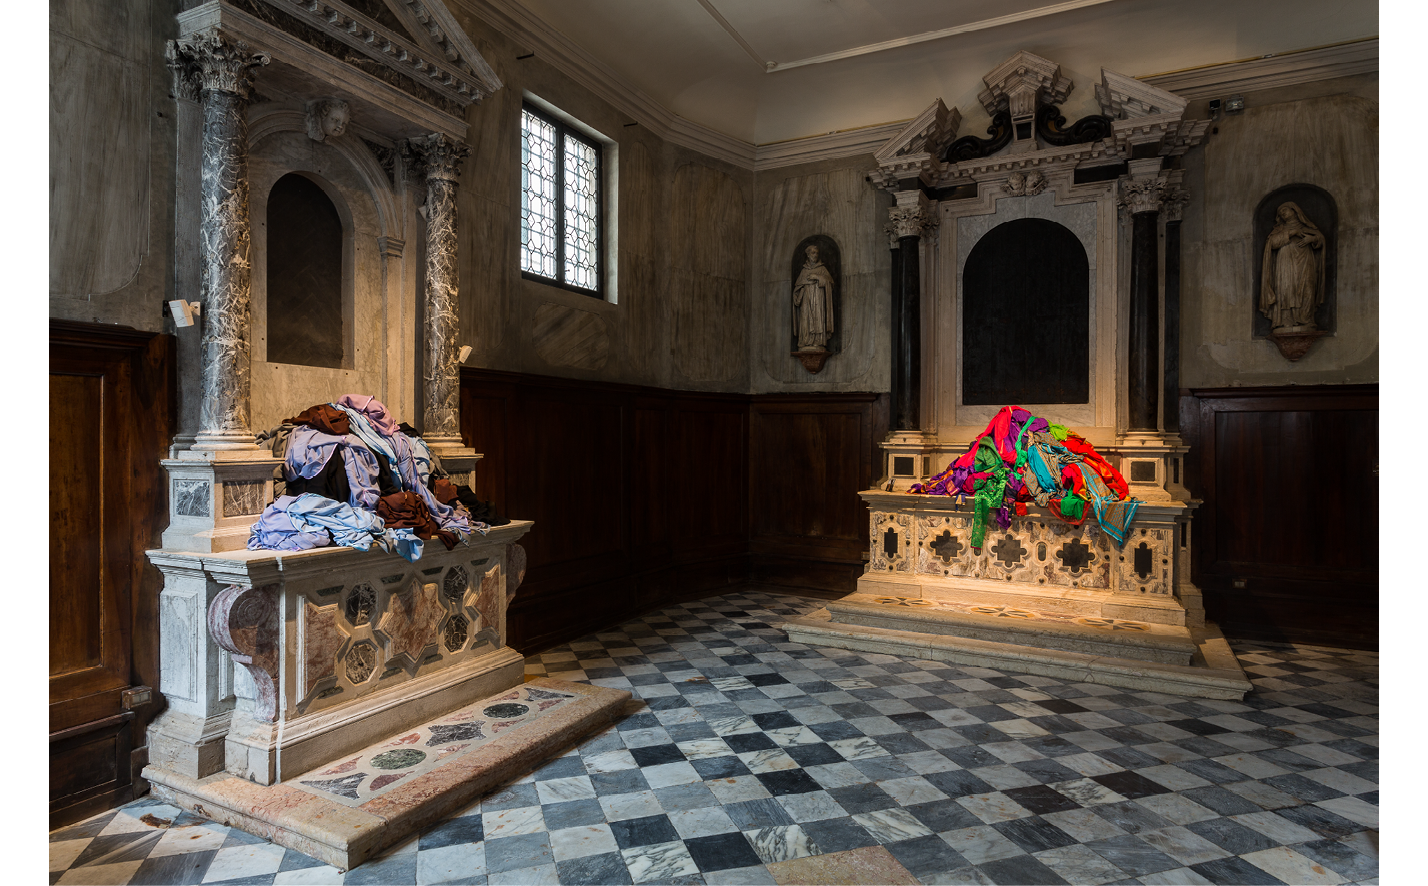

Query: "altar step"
<box><xmin>783</xmin><ymin>597</ymin><xmax>1252</xmax><ymax>700</ymax></box>
<box><xmin>145</xmin><ymin>678</ymin><xmax>630</xmax><ymax>871</ymax></box>
<box><xmin>824</xmin><ymin>595</ymin><xmax>1199</xmax><ymax>665</ymax></box>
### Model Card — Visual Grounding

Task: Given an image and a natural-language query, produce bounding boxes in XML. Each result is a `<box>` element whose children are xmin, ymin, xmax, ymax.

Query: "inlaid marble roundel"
<box><xmin>482</xmin><ymin>703</ymin><xmax>529</xmax><ymax>719</ymax></box>
<box><xmin>346</xmin><ymin>583</ymin><xmax>376</xmax><ymax>626</ymax></box>
<box><xmin>345</xmin><ymin>641</ymin><xmax>377</xmax><ymax>683</ymax></box>
<box><xmin>442</xmin><ymin>566</ymin><xmax>468</xmax><ymax>603</ymax></box>
<box><xmin>444</xmin><ymin>614</ymin><xmax>469</xmax><ymax>652</ymax></box>
<box><xmin>371</xmin><ymin>749</ymin><xmax>426</xmax><ymax>770</ymax></box>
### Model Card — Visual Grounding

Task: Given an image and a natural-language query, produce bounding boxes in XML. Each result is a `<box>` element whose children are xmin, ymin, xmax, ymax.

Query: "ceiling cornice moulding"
<box><xmin>448</xmin><ymin>0</ymin><xmax>757</xmax><ymax>169</ymax></box>
<box><xmin>1140</xmin><ymin>38</ymin><xmax>1377</xmax><ymax>99</ymax></box>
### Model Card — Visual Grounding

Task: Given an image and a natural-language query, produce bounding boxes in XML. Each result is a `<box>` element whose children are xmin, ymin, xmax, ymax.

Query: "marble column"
<box><xmin>886</xmin><ymin>193</ymin><xmax>936</xmax><ymax>432</ymax></box>
<box><xmin>405</xmin><ymin>133</ymin><xmax>471</xmax><ymax>448</ymax></box>
<box><xmin>1162</xmin><ymin>189</ymin><xmax>1187</xmax><ymax>435</ymax></box>
<box><xmin>167</xmin><ymin>30</ymin><xmax>269</xmax><ymax>451</ymax></box>
<box><xmin>1119</xmin><ymin>176</ymin><xmax>1165</xmax><ymax>433</ymax></box>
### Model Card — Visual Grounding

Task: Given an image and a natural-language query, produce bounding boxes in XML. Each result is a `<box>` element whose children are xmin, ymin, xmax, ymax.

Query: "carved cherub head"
<box><xmin>306</xmin><ymin>98</ymin><xmax>350</xmax><ymax>142</ymax></box>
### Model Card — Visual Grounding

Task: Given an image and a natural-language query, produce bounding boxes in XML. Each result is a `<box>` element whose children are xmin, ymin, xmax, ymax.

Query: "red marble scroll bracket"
<box><xmin>208</xmin><ymin>583</ymin><xmax>281</xmax><ymax>722</ymax></box>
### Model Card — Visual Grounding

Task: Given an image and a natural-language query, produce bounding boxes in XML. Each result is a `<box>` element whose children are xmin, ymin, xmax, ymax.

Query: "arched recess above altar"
<box><xmin>867</xmin><ymin>50</ymin><xmax>1209</xmax><ymax>503</ymax></box>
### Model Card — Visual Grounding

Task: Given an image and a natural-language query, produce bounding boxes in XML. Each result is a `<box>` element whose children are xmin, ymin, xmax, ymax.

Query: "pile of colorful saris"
<box><xmin>246</xmin><ymin>394</ymin><xmax>506</xmax><ymax>562</ymax></box>
<box><xmin>910</xmin><ymin>406</ymin><xmax>1140</xmax><ymax>551</ymax></box>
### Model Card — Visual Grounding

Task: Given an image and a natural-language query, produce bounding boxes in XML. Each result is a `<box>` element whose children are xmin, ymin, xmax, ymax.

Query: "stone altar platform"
<box><xmin>783</xmin><ymin>491</ymin><xmax>1252</xmax><ymax>700</ymax></box>
<box><xmin>147</xmin><ymin>678</ymin><xmax>628</xmax><ymax>870</ymax></box>
<box><xmin>142</xmin><ymin>521</ymin><xmax>631</xmax><ymax>868</ymax></box>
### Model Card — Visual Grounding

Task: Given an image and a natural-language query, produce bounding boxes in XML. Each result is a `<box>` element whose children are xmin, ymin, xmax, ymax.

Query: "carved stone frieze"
<box><xmin>869</xmin><ymin>512</ymin><xmax>915</xmax><ymax>573</ymax></box>
<box><xmin>1115</xmin><ymin>527</ymin><xmax>1173</xmax><ymax>595</ymax></box>
<box><xmin>1002</xmin><ymin>171</ymin><xmax>1047</xmax><ymax>197</ymax></box>
<box><xmin>913</xmin><ymin>514</ymin><xmax>1114</xmax><ymax>590</ymax></box>
<box><xmin>1096</xmin><ymin>69</ymin><xmax>1188</xmax><ymax>120</ymax></box>
<box><xmin>208</xmin><ymin>583</ymin><xmax>281</xmax><ymax>721</ymax></box>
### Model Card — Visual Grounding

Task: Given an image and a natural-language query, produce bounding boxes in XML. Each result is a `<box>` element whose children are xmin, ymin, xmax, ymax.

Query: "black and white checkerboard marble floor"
<box><xmin>49</xmin><ymin>590</ymin><xmax>1379</xmax><ymax>886</ymax></box>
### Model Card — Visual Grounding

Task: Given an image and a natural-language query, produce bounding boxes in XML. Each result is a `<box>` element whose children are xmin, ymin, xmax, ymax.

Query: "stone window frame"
<box><xmin>518</xmin><ymin>97</ymin><xmax>617</xmax><ymax>302</ymax></box>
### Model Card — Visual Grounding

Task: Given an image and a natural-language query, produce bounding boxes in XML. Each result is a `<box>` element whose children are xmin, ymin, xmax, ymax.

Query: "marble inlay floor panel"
<box><xmin>290</xmin><ymin>685</ymin><xmax>579</xmax><ymax>807</ymax></box>
<box><xmin>50</xmin><ymin>589</ymin><xmax>1378</xmax><ymax>885</ymax></box>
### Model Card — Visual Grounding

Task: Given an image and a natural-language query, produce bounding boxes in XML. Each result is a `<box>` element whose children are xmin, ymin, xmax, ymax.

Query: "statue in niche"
<box><xmin>790</xmin><ymin>236</ymin><xmax>840</xmax><ymax>373</ymax></box>
<box><xmin>1259</xmin><ymin>201</ymin><xmax>1326</xmax><ymax>331</ymax></box>
<box><xmin>305</xmin><ymin>98</ymin><xmax>350</xmax><ymax>142</ymax></box>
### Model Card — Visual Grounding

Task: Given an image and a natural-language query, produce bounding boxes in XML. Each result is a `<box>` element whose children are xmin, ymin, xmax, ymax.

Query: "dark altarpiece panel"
<box><xmin>962</xmin><ymin>218</ymin><xmax>1089</xmax><ymax>405</ymax></box>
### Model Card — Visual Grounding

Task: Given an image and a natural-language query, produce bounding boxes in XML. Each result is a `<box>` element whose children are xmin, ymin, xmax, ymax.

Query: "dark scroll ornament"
<box><xmin>945</xmin><ymin>111</ymin><xmax>1013</xmax><ymax>163</ymax></box>
<box><xmin>1035</xmin><ymin>106</ymin><xmax>1114</xmax><ymax>147</ymax></box>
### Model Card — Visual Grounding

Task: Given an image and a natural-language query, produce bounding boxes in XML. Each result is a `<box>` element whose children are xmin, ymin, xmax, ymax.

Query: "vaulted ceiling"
<box><xmin>465</xmin><ymin>0</ymin><xmax>1377</xmax><ymax>146</ymax></box>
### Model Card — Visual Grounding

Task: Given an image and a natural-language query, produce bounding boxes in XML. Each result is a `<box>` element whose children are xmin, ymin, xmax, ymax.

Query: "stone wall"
<box><xmin>446</xmin><ymin>6</ymin><xmax>753</xmax><ymax>393</ymax></box>
<box><xmin>50</xmin><ymin>0</ymin><xmax>180</xmax><ymax>332</ymax></box>
<box><xmin>1178</xmin><ymin>73</ymin><xmax>1378</xmax><ymax>387</ymax></box>
<box><xmin>748</xmin><ymin>157</ymin><xmax>894</xmax><ymax>394</ymax></box>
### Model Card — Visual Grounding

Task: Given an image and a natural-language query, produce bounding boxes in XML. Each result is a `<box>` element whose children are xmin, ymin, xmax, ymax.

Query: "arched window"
<box><xmin>266</xmin><ymin>173</ymin><xmax>344</xmax><ymax>368</ymax></box>
<box><xmin>962</xmin><ymin>218</ymin><xmax>1089</xmax><ymax>405</ymax></box>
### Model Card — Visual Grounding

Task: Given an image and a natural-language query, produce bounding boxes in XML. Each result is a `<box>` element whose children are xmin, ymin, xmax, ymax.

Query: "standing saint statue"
<box><xmin>792</xmin><ymin>244</ymin><xmax>835</xmax><ymax>351</ymax></box>
<box><xmin>1259</xmin><ymin>201</ymin><xmax>1326</xmax><ymax>331</ymax></box>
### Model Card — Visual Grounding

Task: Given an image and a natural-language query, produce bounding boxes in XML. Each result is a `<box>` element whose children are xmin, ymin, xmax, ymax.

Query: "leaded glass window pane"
<box><xmin>520</xmin><ymin>109</ymin><xmax>558</xmax><ymax>279</ymax></box>
<box><xmin>563</xmin><ymin>134</ymin><xmax>600</xmax><ymax>292</ymax></box>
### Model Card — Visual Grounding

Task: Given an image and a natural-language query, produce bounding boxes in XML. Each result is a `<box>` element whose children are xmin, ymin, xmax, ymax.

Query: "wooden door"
<box><xmin>50</xmin><ymin>321</ymin><xmax>172</xmax><ymax>828</ymax></box>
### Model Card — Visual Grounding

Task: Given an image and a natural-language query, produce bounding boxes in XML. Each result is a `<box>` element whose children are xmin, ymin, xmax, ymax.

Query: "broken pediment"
<box><xmin>177</xmin><ymin>0</ymin><xmax>502</xmax><ymax>139</ymax></box>
<box><xmin>976</xmin><ymin>50</ymin><xmax>1074</xmax><ymax>118</ymax></box>
<box><xmin>873</xmin><ymin>99</ymin><xmax>962</xmax><ymax>164</ymax></box>
<box><xmin>1096</xmin><ymin>69</ymin><xmax>1187</xmax><ymax>119</ymax></box>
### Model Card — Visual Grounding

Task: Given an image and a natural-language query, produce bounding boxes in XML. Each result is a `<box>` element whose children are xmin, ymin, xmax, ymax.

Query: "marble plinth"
<box><xmin>145</xmin><ymin>678</ymin><xmax>630</xmax><ymax>871</ymax></box>
<box><xmin>147</xmin><ymin>521</ymin><xmax>533</xmax><ymax>784</ymax></box>
<box><xmin>784</xmin><ymin>607</ymin><xmax>1251</xmax><ymax>699</ymax></box>
<box><xmin>789</xmin><ymin>489</ymin><xmax>1248</xmax><ymax>699</ymax></box>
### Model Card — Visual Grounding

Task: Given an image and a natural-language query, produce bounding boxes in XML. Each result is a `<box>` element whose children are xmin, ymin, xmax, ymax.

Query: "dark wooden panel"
<box><xmin>462</xmin><ymin>369</ymin><xmax>752</xmax><ymax>654</ymax></box>
<box><xmin>50</xmin><ymin>320</ymin><xmax>174</xmax><ymax>827</ymax></box>
<box><xmin>749</xmin><ymin>394</ymin><xmax>887</xmax><ymax>594</ymax></box>
<box><xmin>1182</xmin><ymin>384</ymin><xmax>1377</xmax><ymax>649</ymax></box>
<box><xmin>50</xmin><ymin>372</ymin><xmax>105</xmax><ymax>676</ymax></box>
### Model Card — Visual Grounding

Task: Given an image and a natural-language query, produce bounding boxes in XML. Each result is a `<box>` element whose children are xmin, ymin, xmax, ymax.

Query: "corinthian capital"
<box><xmin>887</xmin><ymin>206</ymin><xmax>937</xmax><ymax>240</ymax></box>
<box><xmin>1117</xmin><ymin>178</ymin><xmax>1166</xmax><ymax>216</ymax></box>
<box><xmin>403</xmin><ymin>133</ymin><xmax>471</xmax><ymax>184</ymax></box>
<box><xmin>166</xmin><ymin>29</ymin><xmax>269</xmax><ymax>100</ymax></box>
<box><xmin>1161</xmin><ymin>186</ymin><xmax>1190</xmax><ymax>222</ymax></box>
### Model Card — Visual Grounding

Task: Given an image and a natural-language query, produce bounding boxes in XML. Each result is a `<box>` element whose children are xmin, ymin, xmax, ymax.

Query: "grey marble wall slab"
<box><xmin>751</xmin><ymin>161</ymin><xmax>892</xmax><ymax>393</ymax></box>
<box><xmin>174</xmin><ymin>480</ymin><xmax>211</xmax><ymax>518</ymax></box>
<box><xmin>1181</xmin><ymin>86</ymin><xmax>1378</xmax><ymax>386</ymax></box>
<box><xmin>532</xmin><ymin>302</ymin><xmax>611</xmax><ymax>371</ymax></box>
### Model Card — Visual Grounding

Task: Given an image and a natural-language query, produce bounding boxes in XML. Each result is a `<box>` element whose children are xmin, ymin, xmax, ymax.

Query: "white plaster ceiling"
<box><xmin>506</xmin><ymin>0</ymin><xmax>1378</xmax><ymax>145</ymax></box>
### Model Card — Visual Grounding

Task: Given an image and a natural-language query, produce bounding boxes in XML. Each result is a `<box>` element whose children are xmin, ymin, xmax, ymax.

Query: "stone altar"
<box><xmin>786</xmin><ymin>50</ymin><xmax>1251</xmax><ymax>700</ymax></box>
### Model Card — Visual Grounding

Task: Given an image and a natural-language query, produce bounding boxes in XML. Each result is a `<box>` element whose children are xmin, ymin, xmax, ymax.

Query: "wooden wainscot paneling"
<box><xmin>748</xmin><ymin>393</ymin><xmax>888</xmax><ymax>594</ymax></box>
<box><xmin>50</xmin><ymin>321</ymin><xmax>174</xmax><ymax>827</ymax></box>
<box><xmin>460</xmin><ymin>369</ymin><xmax>752</xmax><ymax>653</ymax></box>
<box><xmin>1181</xmin><ymin>384</ymin><xmax>1377</xmax><ymax>649</ymax></box>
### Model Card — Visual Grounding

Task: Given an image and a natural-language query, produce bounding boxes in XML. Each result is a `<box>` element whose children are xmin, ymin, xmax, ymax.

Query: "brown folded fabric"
<box><xmin>284</xmin><ymin>404</ymin><xmax>350</xmax><ymax>436</ymax></box>
<box><xmin>376</xmin><ymin>491</ymin><xmax>457</xmax><ymax>550</ymax></box>
<box><xmin>432</xmin><ymin>477</ymin><xmax>461</xmax><ymax>505</ymax></box>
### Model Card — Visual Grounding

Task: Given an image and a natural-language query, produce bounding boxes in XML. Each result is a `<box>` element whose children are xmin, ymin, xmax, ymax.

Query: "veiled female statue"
<box><xmin>792</xmin><ymin>244</ymin><xmax>835</xmax><ymax>351</ymax></box>
<box><xmin>1259</xmin><ymin>201</ymin><xmax>1326</xmax><ymax>330</ymax></box>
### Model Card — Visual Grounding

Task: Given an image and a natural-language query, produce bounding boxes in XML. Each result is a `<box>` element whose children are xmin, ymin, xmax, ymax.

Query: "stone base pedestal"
<box><xmin>146</xmin><ymin>710</ymin><xmax>233</xmax><ymax>781</ymax></box>
<box><xmin>1267</xmin><ymin>326</ymin><xmax>1328</xmax><ymax>361</ymax></box>
<box><xmin>792</xmin><ymin>348</ymin><xmax>830</xmax><ymax>374</ymax></box>
<box><xmin>425</xmin><ymin>442</ymin><xmax>482</xmax><ymax>490</ymax></box>
<box><xmin>879</xmin><ymin>431</ymin><xmax>936</xmax><ymax>492</ymax></box>
<box><xmin>161</xmin><ymin>449</ymin><xmax>282</xmax><ymax>553</ymax></box>
<box><xmin>1109</xmin><ymin>433</ymin><xmax>1191</xmax><ymax>503</ymax></box>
